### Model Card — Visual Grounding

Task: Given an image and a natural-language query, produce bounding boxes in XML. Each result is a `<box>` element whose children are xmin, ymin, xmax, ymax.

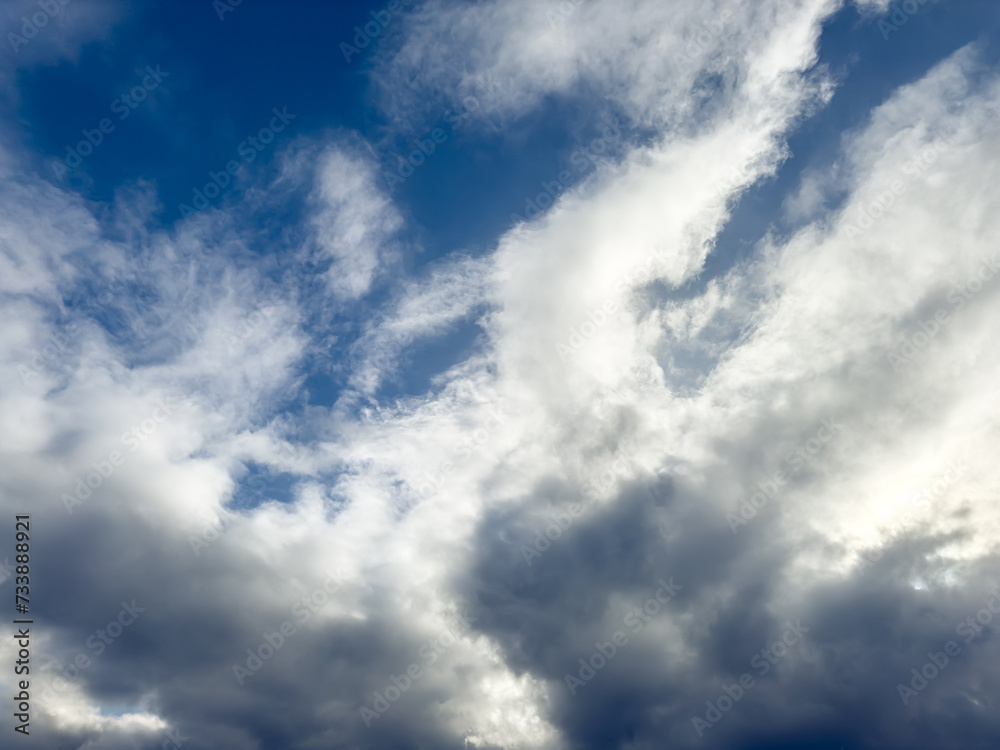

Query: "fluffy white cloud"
<box><xmin>373</xmin><ymin>0</ymin><xmax>839</xmax><ymax>133</ymax></box>
<box><xmin>307</xmin><ymin>144</ymin><xmax>405</xmax><ymax>302</ymax></box>
<box><xmin>3</xmin><ymin>1</ymin><xmax>1000</xmax><ymax>749</ymax></box>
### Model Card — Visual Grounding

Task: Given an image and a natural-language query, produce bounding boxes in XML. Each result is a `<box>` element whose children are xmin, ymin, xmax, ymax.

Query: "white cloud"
<box><xmin>373</xmin><ymin>0</ymin><xmax>839</xmax><ymax>133</ymax></box>
<box><xmin>3</xmin><ymin>2</ymin><xmax>1000</xmax><ymax>748</ymax></box>
<box><xmin>307</xmin><ymin>145</ymin><xmax>405</xmax><ymax>302</ymax></box>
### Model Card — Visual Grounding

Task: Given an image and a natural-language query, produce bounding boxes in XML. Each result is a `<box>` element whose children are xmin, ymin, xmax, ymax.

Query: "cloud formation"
<box><xmin>1</xmin><ymin>1</ymin><xmax>999</xmax><ymax>749</ymax></box>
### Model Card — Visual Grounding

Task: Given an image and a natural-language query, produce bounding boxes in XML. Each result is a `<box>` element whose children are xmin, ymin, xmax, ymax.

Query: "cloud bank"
<box><xmin>1</xmin><ymin>1</ymin><xmax>999</xmax><ymax>748</ymax></box>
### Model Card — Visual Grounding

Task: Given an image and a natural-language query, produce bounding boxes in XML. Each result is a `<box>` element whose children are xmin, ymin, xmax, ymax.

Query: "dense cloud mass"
<box><xmin>1</xmin><ymin>0</ymin><xmax>999</xmax><ymax>748</ymax></box>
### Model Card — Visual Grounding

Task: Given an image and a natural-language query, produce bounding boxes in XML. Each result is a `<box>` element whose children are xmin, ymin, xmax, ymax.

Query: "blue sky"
<box><xmin>3</xmin><ymin>1</ymin><xmax>1000</xmax><ymax>749</ymax></box>
<box><xmin>14</xmin><ymin>0</ymin><xmax>998</xmax><ymax>306</ymax></box>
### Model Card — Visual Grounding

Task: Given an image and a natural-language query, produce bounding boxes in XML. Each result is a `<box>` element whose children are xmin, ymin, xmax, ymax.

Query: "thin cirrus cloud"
<box><xmin>0</xmin><ymin>1</ymin><xmax>998</xmax><ymax>749</ymax></box>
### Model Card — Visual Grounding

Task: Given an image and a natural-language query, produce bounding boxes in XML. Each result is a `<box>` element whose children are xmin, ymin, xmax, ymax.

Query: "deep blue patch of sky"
<box><xmin>18</xmin><ymin>1</ymin><xmax>387</xmax><ymax>217</ymax></box>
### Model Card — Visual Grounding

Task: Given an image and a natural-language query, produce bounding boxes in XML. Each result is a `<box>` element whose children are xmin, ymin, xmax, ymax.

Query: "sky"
<box><xmin>2</xmin><ymin>0</ymin><xmax>1000</xmax><ymax>748</ymax></box>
